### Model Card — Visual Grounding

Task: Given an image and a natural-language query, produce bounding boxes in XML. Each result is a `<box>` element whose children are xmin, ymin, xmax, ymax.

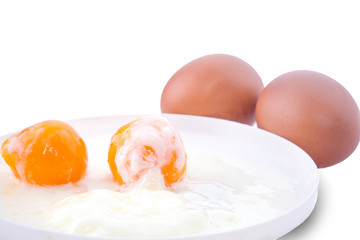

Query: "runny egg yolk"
<box><xmin>108</xmin><ymin>117</ymin><xmax>187</xmax><ymax>188</ymax></box>
<box><xmin>1</xmin><ymin>120</ymin><xmax>88</xmax><ymax>186</ymax></box>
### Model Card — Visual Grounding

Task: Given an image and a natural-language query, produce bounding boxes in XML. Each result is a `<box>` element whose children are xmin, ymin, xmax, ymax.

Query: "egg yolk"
<box><xmin>108</xmin><ymin>117</ymin><xmax>187</xmax><ymax>188</ymax></box>
<box><xmin>1</xmin><ymin>120</ymin><xmax>88</xmax><ymax>186</ymax></box>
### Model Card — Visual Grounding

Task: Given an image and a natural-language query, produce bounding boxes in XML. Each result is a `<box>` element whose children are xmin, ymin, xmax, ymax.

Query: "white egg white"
<box><xmin>0</xmin><ymin>142</ymin><xmax>289</xmax><ymax>238</ymax></box>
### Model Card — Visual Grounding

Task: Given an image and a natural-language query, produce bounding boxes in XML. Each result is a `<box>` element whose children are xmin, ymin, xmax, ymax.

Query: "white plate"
<box><xmin>0</xmin><ymin>114</ymin><xmax>319</xmax><ymax>240</ymax></box>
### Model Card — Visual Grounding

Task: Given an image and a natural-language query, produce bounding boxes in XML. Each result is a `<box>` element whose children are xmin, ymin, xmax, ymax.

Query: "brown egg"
<box><xmin>256</xmin><ymin>70</ymin><xmax>360</xmax><ymax>168</ymax></box>
<box><xmin>161</xmin><ymin>54</ymin><xmax>264</xmax><ymax>125</ymax></box>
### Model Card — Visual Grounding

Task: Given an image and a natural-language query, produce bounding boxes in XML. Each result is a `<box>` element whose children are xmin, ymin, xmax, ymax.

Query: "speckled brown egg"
<box><xmin>161</xmin><ymin>54</ymin><xmax>264</xmax><ymax>125</ymax></box>
<box><xmin>256</xmin><ymin>70</ymin><xmax>360</xmax><ymax>168</ymax></box>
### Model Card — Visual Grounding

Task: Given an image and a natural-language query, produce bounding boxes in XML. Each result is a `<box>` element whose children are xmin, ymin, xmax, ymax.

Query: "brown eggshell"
<box><xmin>161</xmin><ymin>54</ymin><xmax>264</xmax><ymax>125</ymax></box>
<box><xmin>256</xmin><ymin>70</ymin><xmax>360</xmax><ymax>168</ymax></box>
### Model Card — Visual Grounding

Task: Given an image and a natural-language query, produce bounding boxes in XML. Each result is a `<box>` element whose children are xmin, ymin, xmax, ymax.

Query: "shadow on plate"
<box><xmin>279</xmin><ymin>173</ymin><xmax>325</xmax><ymax>239</ymax></box>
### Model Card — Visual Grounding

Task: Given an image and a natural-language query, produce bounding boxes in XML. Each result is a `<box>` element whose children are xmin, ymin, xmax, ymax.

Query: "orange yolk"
<box><xmin>1</xmin><ymin>120</ymin><xmax>88</xmax><ymax>186</ymax></box>
<box><xmin>108</xmin><ymin>117</ymin><xmax>187</xmax><ymax>188</ymax></box>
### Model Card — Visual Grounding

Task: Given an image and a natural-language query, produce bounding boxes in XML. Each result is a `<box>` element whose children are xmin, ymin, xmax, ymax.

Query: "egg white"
<box><xmin>0</xmin><ymin>136</ymin><xmax>287</xmax><ymax>238</ymax></box>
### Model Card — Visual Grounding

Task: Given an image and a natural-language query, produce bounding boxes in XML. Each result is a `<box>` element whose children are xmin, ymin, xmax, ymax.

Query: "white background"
<box><xmin>0</xmin><ymin>0</ymin><xmax>359</xmax><ymax>239</ymax></box>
